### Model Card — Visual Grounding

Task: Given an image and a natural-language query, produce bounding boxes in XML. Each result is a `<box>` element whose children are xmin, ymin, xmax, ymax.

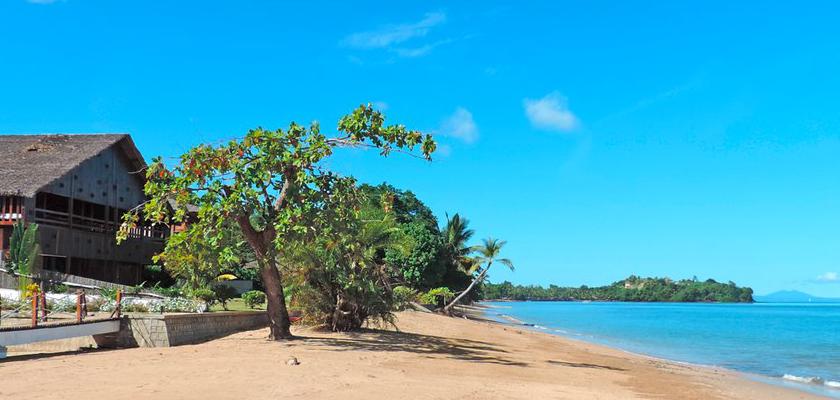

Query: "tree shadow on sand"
<box><xmin>547</xmin><ymin>360</ymin><xmax>626</xmax><ymax>371</ymax></box>
<box><xmin>299</xmin><ymin>329</ymin><xmax>529</xmax><ymax>367</ymax></box>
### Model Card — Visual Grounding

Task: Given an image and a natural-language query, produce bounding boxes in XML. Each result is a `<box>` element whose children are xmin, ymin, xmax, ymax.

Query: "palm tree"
<box><xmin>443</xmin><ymin>237</ymin><xmax>513</xmax><ymax>313</ymax></box>
<box><xmin>442</xmin><ymin>213</ymin><xmax>475</xmax><ymax>272</ymax></box>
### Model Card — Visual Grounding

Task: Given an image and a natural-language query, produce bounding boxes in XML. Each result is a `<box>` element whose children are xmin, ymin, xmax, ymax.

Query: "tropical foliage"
<box><xmin>4</xmin><ymin>220</ymin><xmax>40</xmax><ymax>294</ymax></box>
<box><xmin>444</xmin><ymin>238</ymin><xmax>514</xmax><ymax>313</ymax></box>
<box><xmin>119</xmin><ymin>104</ymin><xmax>435</xmax><ymax>339</ymax></box>
<box><xmin>482</xmin><ymin>276</ymin><xmax>754</xmax><ymax>303</ymax></box>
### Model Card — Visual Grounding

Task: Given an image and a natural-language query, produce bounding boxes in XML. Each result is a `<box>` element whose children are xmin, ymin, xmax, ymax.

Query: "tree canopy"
<box><xmin>482</xmin><ymin>276</ymin><xmax>754</xmax><ymax>303</ymax></box>
<box><xmin>119</xmin><ymin>104</ymin><xmax>435</xmax><ymax>339</ymax></box>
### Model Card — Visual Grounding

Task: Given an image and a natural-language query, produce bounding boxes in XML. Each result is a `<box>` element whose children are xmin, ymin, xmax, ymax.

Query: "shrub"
<box><xmin>47</xmin><ymin>283</ymin><xmax>70</xmax><ymax>294</ymax></box>
<box><xmin>191</xmin><ymin>288</ymin><xmax>216</xmax><ymax>305</ymax></box>
<box><xmin>418</xmin><ymin>287</ymin><xmax>455</xmax><ymax>306</ymax></box>
<box><xmin>122</xmin><ymin>302</ymin><xmax>150</xmax><ymax>313</ymax></box>
<box><xmin>212</xmin><ymin>285</ymin><xmax>239</xmax><ymax>311</ymax></box>
<box><xmin>241</xmin><ymin>290</ymin><xmax>266</xmax><ymax>309</ymax></box>
<box><xmin>392</xmin><ymin>286</ymin><xmax>419</xmax><ymax>310</ymax></box>
<box><xmin>86</xmin><ymin>296</ymin><xmax>108</xmax><ymax>312</ymax></box>
<box><xmin>150</xmin><ymin>297</ymin><xmax>203</xmax><ymax>313</ymax></box>
<box><xmin>48</xmin><ymin>297</ymin><xmax>76</xmax><ymax>313</ymax></box>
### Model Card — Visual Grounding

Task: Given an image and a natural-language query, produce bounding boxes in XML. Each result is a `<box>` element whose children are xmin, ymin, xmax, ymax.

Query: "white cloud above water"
<box><xmin>816</xmin><ymin>272</ymin><xmax>838</xmax><ymax>283</ymax></box>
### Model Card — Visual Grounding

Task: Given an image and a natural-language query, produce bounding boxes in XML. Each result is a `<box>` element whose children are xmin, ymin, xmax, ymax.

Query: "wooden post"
<box><xmin>75</xmin><ymin>290</ymin><xmax>82</xmax><ymax>322</ymax></box>
<box><xmin>114</xmin><ymin>289</ymin><xmax>122</xmax><ymax>318</ymax></box>
<box><xmin>81</xmin><ymin>291</ymin><xmax>87</xmax><ymax>321</ymax></box>
<box><xmin>31</xmin><ymin>288</ymin><xmax>38</xmax><ymax>328</ymax></box>
<box><xmin>40</xmin><ymin>291</ymin><xmax>48</xmax><ymax>322</ymax></box>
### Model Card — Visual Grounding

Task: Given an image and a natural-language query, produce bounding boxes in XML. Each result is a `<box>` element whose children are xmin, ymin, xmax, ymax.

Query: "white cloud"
<box><xmin>523</xmin><ymin>92</ymin><xmax>579</xmax><ymax>132</ymax></box>
<box><xmin>372</xmin><ymin>101</ymin><xmax>389</xmax><ymax>111</ymax></box>
<box><xmin>817</xmin><ymin>272</ymin><xmax>839</xmax><ymax>282</ymax></box>
<box><xmin>440</xmin><ymin>107</ymin><xmax>478</xmax><ymax>143</ymax></box>
<box><xmin>341</xmin><ymin>12</ymin><xmax>446</xmax><ymax>50</ymax></box>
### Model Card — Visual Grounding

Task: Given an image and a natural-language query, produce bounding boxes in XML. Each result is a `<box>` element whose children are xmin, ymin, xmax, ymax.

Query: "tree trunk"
<box><xmin>260</xmin><ymin>258</ymin><xmax>293</xmax><ymax>340</ymax></box>
<box><xmin>443</xmin><ymin>262</ymin><xmax>492</xmax><ymax>314</ymax></box>
<box><xmin>235</xmin><ymin>214</ymin><xmax>292</xmax><ymax>340</ymax></box>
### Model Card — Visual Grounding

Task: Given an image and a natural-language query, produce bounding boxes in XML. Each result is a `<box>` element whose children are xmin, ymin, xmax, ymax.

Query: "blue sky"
<box><xmin>1</xmin><ymin>1</ymin><xmax>839</xmax><ymax>296</ymax></box>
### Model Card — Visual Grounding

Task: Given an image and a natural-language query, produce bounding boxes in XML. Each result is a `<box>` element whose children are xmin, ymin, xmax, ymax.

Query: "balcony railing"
<box><xmin>32</xmin><ymin>208</ymin><xmax>166</xmax><ymax>242</ymax></box>
<box><xmin>0</xmin><ymin>196</ymin><xmax>23</xmax><ymax>225</ymax></box>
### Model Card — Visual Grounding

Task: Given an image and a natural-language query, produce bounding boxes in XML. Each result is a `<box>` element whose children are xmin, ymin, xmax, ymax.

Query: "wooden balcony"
<box><xmin>33</xmin><ymin>208</ymin><xmax>166</xmax><ymax>242</ymax></box>
<box><xmin>0</xmin><ymin>196</ymin><xmax>23</xmax><ymax>226</ymax></box>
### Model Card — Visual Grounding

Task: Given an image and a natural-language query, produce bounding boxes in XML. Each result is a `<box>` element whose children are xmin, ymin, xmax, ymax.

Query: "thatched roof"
<box><xmin>0</xmin><ymin>134</ymin><xmax>146</xmax><ymax>197</ymax></box>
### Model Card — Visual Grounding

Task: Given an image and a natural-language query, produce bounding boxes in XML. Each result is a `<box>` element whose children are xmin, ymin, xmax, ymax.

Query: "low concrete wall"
<box><xmin>94</xmin><ymin>311</ymin><xmax>267</xmax><ymax>348</ymax></box>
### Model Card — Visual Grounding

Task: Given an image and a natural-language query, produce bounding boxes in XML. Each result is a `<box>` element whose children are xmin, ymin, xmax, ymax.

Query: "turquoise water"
<box><xmin>484</xmin><ymin>301</ymin><xmax>840</xmax><ymax>398</ymax></box>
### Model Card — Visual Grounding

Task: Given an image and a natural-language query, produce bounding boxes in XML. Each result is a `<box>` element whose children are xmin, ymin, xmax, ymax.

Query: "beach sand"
<box><xmin>0</xmin><ymin>310</ymin><xmax>824</xmax><ymax>399</ymax></box>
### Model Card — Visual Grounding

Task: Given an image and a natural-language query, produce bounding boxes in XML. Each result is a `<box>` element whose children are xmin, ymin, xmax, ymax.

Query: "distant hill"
<box><xmin>754</xmin><ymin>290</ymin><xmax>840</xmax><ymax>303</ymax></box>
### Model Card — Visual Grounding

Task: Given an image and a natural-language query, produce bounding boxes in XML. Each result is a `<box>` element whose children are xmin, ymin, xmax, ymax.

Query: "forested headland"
<box><xmin>482</xmin><ymin>275</ymin><xmax>754</xmax><ymax>303</ymax></box>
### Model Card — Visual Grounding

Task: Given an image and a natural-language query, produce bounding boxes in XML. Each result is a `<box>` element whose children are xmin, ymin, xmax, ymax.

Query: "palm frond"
<box><xmin>497</xmin><ymin>258</ymin><xmax>514</xmax><ymax>271</ymax></box>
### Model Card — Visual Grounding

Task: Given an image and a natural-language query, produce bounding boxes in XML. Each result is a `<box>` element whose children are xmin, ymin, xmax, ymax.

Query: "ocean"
<box><xmin>483</xmin><ymin>301</ymin><xmax>840</xmax><ymax>398</ymax></box>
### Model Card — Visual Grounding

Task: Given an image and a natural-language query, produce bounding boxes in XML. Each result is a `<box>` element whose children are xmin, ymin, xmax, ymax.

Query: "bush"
<box><xmin>418</xmin><ymin>287</ymin><xmax>455</xmax><ymax>306</ymax></box>
<box><xmin>122</xmin><ymin>302</ymin><xmax>150</xmax><ymax>313</ymax></box>
<box><xmin>191</xmin><ymin>288</ymin><xmax>216</xmax><ymax>304</ymax></box>
<box><xmin>150</xmin><ymin>297</ymin><xmax>204</xmax><ymax>313</ymax></box>
<box><xmin>212</xmin><ymin>285</ymin><xmax>239</xmax><ymax>311</ymax></box>
<box><xmin>241</xmin><ymin>290</ymin><xmax>266</xmax><ymax>309</ymax></box>
<box><xmin>83</xmin><ymin>296</ymin><xmax>102</xmax><ymax>312</ymax></box>
<box><xmin>392</xmin><ymin>286</ymin><xmax>419</xmax><ymax>310</ymax></box>
<box><xmin>48</xmin><ymin>297</ymin><xmax>76</xmax><ymax>313</ymax></box>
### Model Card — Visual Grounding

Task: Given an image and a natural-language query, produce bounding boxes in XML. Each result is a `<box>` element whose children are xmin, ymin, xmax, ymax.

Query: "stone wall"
<box><xmin>94</xmin><ymin>311</ymin><xmax>267</xmax><ymax>348</ymax></box>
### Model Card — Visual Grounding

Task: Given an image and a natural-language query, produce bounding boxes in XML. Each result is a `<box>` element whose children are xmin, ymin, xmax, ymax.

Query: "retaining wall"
<box><xmin>94</xmin><ymin>311</ymin><xmax>267</xmax><ymax>348</ymax></box>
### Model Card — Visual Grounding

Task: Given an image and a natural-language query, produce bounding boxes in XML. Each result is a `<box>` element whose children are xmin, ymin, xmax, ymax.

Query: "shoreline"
<box><xmin>474</xmin><ymin>302</ymin><xmax>836</xmax><ymax>399</ymax></box>
<box><xmin>0</xmin><ymin>309</ymin><xmax>829</xmax><ymax>399</ymax></box>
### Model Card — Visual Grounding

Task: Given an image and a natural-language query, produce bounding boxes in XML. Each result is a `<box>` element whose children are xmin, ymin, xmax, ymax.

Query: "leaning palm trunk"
<box><xmin>443</xmin><ymin>262</ymin><xmax>492</xmax><ymax>314</ymax></box>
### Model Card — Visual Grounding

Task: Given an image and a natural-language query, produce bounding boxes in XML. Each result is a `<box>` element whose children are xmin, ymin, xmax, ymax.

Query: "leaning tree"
<box><xmin>443</xmin><ymin>237</ymin><xmax>513</xmax><ymax>314</ymax></box>
<box><xmin>118</xmin><ymin>105</ymin><xmax>435</xmax><ymax>340</ymax></box>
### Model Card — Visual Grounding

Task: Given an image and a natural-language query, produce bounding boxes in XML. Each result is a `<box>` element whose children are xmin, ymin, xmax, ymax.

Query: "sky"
<box><xmin>1</xmin><ymin>1</ymin><xmax>839</xmax><ymax>296</ymax></box>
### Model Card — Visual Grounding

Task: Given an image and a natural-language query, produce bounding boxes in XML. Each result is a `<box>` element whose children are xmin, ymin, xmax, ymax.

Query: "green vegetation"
<box><xmin>4</xmin><ymin>220</ymin><xmax>40</xmax><ymax>293</ymax></box>
<box><xmin>119</xmin><ymin>104</ymin><xmax>437</xmax><ymax>339</ymax></box>
<box><xmin>418</xmin><ymin>287</ymin><xmax>455</xmax><ymax>305</ymax></box>
<box><xmin>241</xmin><ymin>290</ymin><xmax>266</xmax><ymax>309</ymax></box>
<box><xmin>112</xmin><ymin>105</ymin><xmax>517</xmax><ymax>335</ymax></box>
<box><xmin>444</xmin><ymin>238</ymin><xmax>514</xmax><ymax>313</ymax></box>
<box><xmin>482</xmin><ymin>275</ymin><xmax>754</xmax><ymax>303</ymax></box>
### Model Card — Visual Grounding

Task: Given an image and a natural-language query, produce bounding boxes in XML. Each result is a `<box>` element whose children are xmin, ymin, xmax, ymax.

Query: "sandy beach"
<box><xmin>0</xmin><ymin>310</ymin><xmax>824</xmax><ymax>400</ymax></box>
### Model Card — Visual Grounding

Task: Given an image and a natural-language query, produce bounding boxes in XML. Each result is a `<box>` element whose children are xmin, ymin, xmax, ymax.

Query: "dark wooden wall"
<box><xmin>27</xmin><ymin>143</ymin><xmax>161</xmax><ymax>282</ymax></box>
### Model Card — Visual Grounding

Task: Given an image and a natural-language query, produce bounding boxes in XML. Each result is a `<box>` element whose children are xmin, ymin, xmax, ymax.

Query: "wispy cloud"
<box><xmin>523</xmin><ymin>92</ymin><xmax>579</xmax><ymax>132</ymax></box>
<box><xmin>342</xmin><ymin>12</ymin><xmax>446</xmax><ymax>49</ymax></box>
<box><xmin>392</xmin><ymin>38</ymin><xmax>453</xmax><ymax>58</ymax></box>
<box><xmin>440</xmin><ymin>107</ymin><xmax>478</xmax><ymax>143</ymax></box>
<box><xmin>816</xmin><ymin>272</ymin><xmax>839</xmax><ymax>283</ymax></box>
<box><xmin>341</xmin><ymin>12</ymin><xmax>450</xmax><ymax>58</ymax></box>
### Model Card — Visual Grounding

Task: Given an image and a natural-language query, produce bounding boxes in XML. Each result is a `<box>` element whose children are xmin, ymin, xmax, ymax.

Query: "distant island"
<box><xmin>483</xmin><ymin>275</ymin><xmax>754</xmax><ymax>303</ymax></box>
<box><xmin>754</xmin><ymin>290</ymin><xmax>840</xmax><ymax>303</ymax></box>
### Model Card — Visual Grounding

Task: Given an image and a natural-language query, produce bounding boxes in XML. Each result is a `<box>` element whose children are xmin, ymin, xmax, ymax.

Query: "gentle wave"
<box><xmin>783</xmin><ymin>374</ymin><xmax>824</xmax><ymax>384</ymax></box>
<box><xmin>782</xmin><ymin>374</ymin><xmax>840</xmax><ymax>390</ymax></box>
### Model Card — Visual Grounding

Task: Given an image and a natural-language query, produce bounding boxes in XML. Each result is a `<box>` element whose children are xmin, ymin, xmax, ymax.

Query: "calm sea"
<box><xmin>483</xmin><ymin>301</ymin><xmax>840</xmax><ymax>398</ymax></box>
